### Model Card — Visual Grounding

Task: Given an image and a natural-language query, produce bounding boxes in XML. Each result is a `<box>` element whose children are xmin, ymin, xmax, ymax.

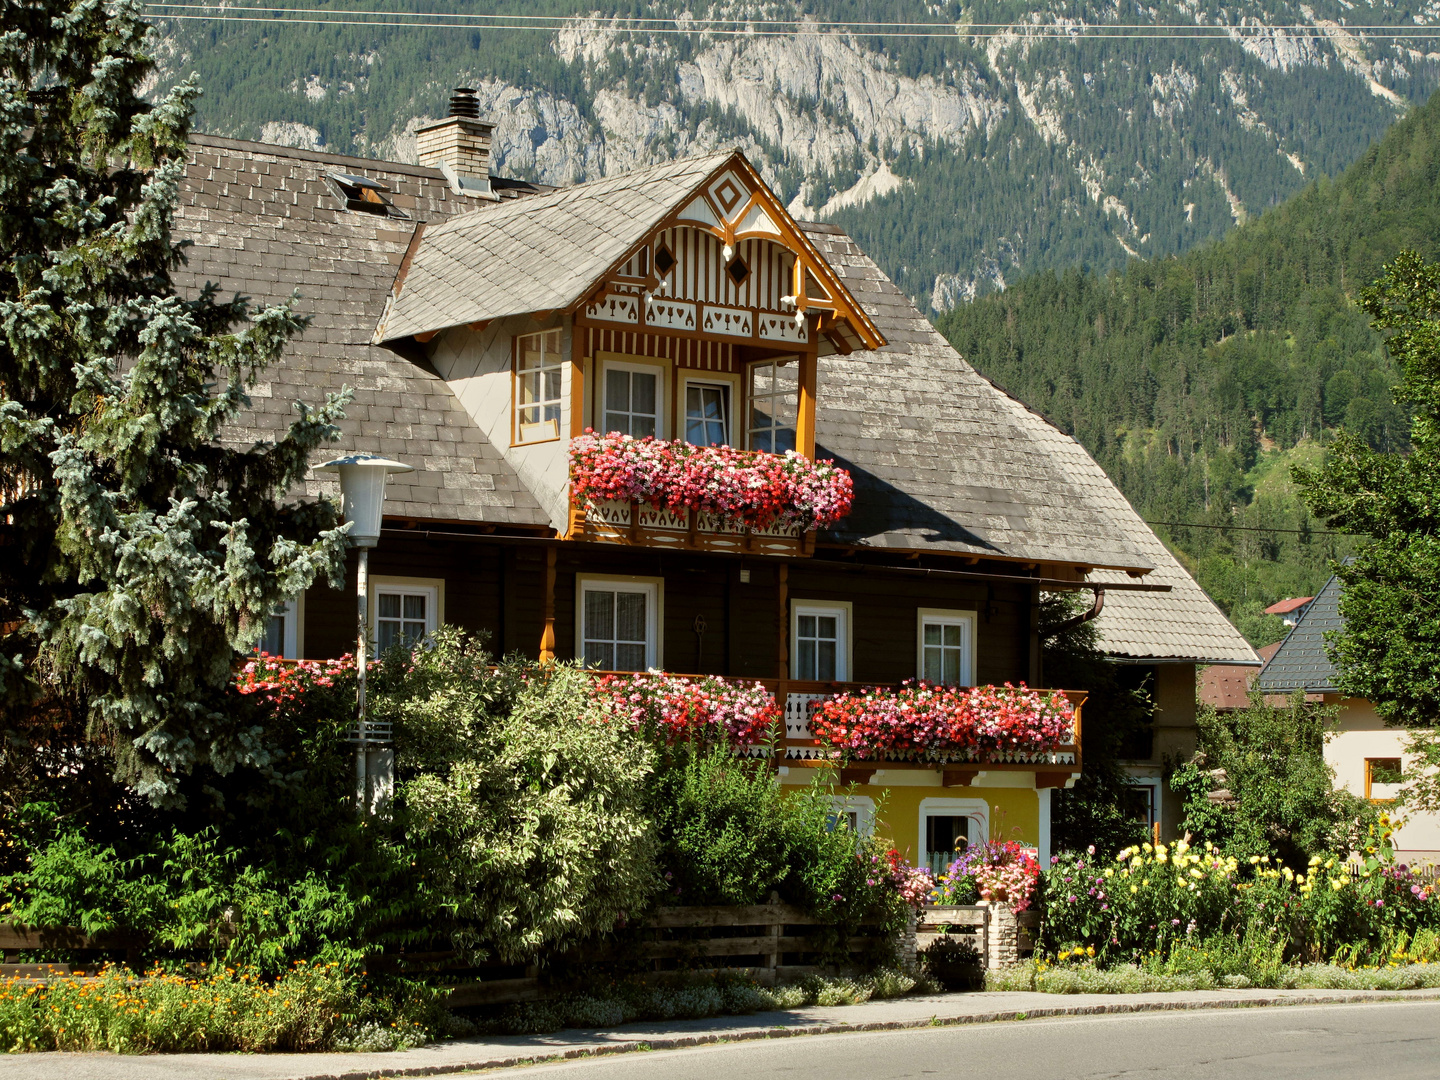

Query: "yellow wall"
<box><xmin>873</xmin><ymin>784</ymin><xmax>1041</xmax><ymax>860</ymax></box>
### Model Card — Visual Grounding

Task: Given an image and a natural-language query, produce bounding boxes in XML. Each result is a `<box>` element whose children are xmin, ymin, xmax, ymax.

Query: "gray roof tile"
<box><xmin>1257</xmin><ymin>574</ymin><xmax>1343</xmax><ymax>692</ymax></box>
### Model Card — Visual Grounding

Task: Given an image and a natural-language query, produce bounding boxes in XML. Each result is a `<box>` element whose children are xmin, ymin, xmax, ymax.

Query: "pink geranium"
<box><xmin>595</xmin><ymin>672</ymin><xmax>780</xmax><ymax>746</ymax></box>
<box><xmin>569</xmin><ymin>431</ymin><xmax>854</xmax><ymax>532</ymax></box>
<box><xmin>808</xmin><ymin>681</ymin><xmax>1074</xmax><ymax>760</ymax></box>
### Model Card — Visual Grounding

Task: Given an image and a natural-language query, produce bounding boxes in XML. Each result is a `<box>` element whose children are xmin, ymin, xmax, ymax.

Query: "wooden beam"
<box><xmin>839</xmin><ymin>766</ymin><xmax>878</xmax><ymax>786</ymax></box>
<box><xmin>466</xmin><ymin>320</ymin><xmax>490</xmax><ymax>333</ymax></box>
<box><xmin>569</xmin><ymin>320</ymin><xmax>585</xmax><ymax>439</ymax></box>
<box><xmin>795</xmin><ymin>349</ymin><xmax>817</xmax><ymax>459</ymax></box>
<box><xmin>942</xmin><ymin>767</ymin><xmax>981</xmax><ymax>788</ymax></box>
<box><xmin>539</xmin><ymin>546</ymin><xmax>557</xmax><ymax>662</ymax></box>
<box><xmin>414</xmin><ymin>330</ymin><xmax>437</xmax><ymax>343</ymax></box>
<box><xmin>776</xmin><ymin>563</ymin><xmax>789</xmax><ymax>683</ymax></box>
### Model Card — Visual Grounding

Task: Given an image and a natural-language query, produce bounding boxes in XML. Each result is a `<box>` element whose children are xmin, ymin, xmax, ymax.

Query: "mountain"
<box><xmin>936</xmin><ymin>85</ymin><xmax>1440</xmax><ymax>645</ymax></box>
<box><xmin>152</xmin><ymin>1</ymin><xmax>1439</xmax><ymax>311</ymax></box>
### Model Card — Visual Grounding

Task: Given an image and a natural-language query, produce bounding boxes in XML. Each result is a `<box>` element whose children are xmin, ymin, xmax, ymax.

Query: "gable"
<box><xmin>374</xmin><ymin>151</ymin><xmax>881</xmax><ymax>354</ymax></box>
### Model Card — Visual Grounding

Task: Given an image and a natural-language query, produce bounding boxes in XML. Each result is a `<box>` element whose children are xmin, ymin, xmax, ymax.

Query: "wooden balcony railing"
<box><xmin>567</xmin><ymin>498</ymin><xmax>816</xmax><ymax>557</ymax></box>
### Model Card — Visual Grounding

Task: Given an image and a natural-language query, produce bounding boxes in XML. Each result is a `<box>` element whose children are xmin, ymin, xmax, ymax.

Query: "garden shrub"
<box><xmin>648</xmin><ymin>747</ymin><xmax>910</xmax><ymax>940</ymax></box>
<box><xmin>1173</xmin><ymin>692</ymin><xmax>1378</xmax><ymax>867</ymax></box>
<box><xmin>384</xmin><ymin>631</ymin><xmax>661</xmax><ymax>964</ymax></box>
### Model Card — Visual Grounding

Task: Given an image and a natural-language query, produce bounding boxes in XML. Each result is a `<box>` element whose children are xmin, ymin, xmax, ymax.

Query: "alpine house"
<box><xmin>179</xmin><ymin>88</ymin><xmax>1256</xmax><ymax>866</ymax></box>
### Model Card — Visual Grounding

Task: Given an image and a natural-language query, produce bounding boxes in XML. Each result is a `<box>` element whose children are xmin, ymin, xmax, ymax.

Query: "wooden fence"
<box><xmin>394</xmin><ymin>904</ymin><xmax>895</xmax><ymax>1008</ymax></box>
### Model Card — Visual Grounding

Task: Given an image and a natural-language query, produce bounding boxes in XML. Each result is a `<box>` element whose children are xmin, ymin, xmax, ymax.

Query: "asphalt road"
<box><xmin>512</xmin><ymin>1001</ymin><xmax>1440</xmax><ymax>1080</ymax></box>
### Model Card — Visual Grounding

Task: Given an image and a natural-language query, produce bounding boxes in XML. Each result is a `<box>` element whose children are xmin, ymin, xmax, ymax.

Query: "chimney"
<box><xmin>415</xmin><ymin>88</ymin><xmax>497</xmax><ymax>200</ymax></box>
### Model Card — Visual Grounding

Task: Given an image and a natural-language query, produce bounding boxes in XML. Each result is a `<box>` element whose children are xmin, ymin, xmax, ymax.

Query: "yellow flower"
<box><xmin>1086</xmin><ymin>946</ymin><xmax>1096</xmax><ymax>957</ymax></box>
<box><xmin>1250</xmin><ymin>855</ymin><xmax>1261</xmax><ymax>864</ymax></box>
<box><xmin>1130</xmin><ymin>885</ymin><xmax>1138</xmax><ymax>894</ymax></box>
<box><xmin>1189</xmin><ymin>868</ymin><xmax>1204</xmax><ymax>878</ymax></box>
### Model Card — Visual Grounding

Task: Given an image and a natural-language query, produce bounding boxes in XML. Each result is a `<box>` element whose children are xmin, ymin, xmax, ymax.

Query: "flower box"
<box><xmin>594</xmin><ymin>672</ymin><xmax>780</xmax><ymax>746</ymax></box>
<box><xmin>808</xmin><ymin>682</ymin><xmax>1076</xmax><ymax>762</ymax></box>
<box><xmin>568</xmin><ymin>433</ymin><xmax>854</xmax><ymax>550</ymax></box>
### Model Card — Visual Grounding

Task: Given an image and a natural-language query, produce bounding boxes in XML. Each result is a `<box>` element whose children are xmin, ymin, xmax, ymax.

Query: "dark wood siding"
<box><xmin>303</xmin><ymin>537</ymin><xmax>1033</xmax><ymax>686</ymax></box>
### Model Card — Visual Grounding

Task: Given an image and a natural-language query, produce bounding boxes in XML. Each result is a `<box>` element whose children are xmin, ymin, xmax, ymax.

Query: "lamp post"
<box><xmin>314</xmin><ymin>453</ymin><xmax>415</xmax><ymax>813</ymax></box>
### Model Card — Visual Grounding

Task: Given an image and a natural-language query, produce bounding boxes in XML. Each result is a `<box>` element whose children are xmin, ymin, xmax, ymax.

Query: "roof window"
<box><xmin>328</xmin><ymin>173</ymin><xmax>402</xmax><ymax>216</ymax></box>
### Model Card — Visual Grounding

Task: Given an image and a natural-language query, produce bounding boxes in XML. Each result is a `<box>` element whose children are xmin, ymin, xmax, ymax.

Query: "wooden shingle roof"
<box><xmin>173</xmin><ymin>135</ymin><xmax>549</xmax><ymax>527</ymax></box>
<box><xmin>374</xmin><ymin>151</ymin><xmax>738</xmax><ymax>342</ymax></box>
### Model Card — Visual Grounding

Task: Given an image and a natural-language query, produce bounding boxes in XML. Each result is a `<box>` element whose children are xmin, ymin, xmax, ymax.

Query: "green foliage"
<box><xmin>650</xmin><ymin>747</ymin><xmax>907</xmax><ymax>938</ymax></box>
<box><xmin>937</xmin><ymin>88</ymin><xmax>1440</xmax><ymax>643</ymax></box>
<box><xmin>1296</xmin><ymin>250</ymin><xmax>1440</xmax><ymax>728</ymax></box>
<box><xmin>1042</xmin><ymin>817</ymin><xmax>1438</xmax><ymax>972</ymax></box>
<box><xmin>1040</xmin><ymin>593</ymin><xmax>1152</xmax><ymax>855</ymax></box>
<box><xmin>384</xmin><ymin>631</ymin><xmax>661</xmax><ymax>965</ymax></box>
<box><xmin>0</xmin><ymin>960</ymin><xmax>443</xmax><ymax>1053</ymax></box>
<box><xmin>1174</xmin><ymin>694</ymin><xmax>1375</xmax><ymax>867</ymax></box>
<box><xmin>0</xmin><ymin>0</ymin><xmax>350</xmax><ymax>807</ymax></box>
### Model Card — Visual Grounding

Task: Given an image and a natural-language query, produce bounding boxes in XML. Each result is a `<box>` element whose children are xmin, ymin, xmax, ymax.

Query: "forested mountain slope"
<box><xmin>153</xmin><ymin>0</ymin><xmax>1439</xmax><ymax>311</ymax></box>
<box><xmin>937</xmin><ymin>86</ymin><xmax>1440</xmax><ymax>644</ymax></box>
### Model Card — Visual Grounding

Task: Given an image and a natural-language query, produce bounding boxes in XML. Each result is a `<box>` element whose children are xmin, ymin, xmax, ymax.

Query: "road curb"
<box><xmin>291</xmin><ymin>988</ymin><xmax>1440</xmax><ymax>1080</ymax></box>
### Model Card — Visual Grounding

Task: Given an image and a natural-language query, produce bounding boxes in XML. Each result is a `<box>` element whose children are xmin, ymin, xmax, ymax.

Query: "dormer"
<box><xmin>374</xmin><ymin>150</ymin><xmax>883</xmax><ymax>551</ymax></box>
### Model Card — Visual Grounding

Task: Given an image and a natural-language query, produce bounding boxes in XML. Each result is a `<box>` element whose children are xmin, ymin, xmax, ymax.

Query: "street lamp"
<box><xmin>314</xmin><ymin>453</ymin><xmax>415</xmax><ymax>813</ymax></box>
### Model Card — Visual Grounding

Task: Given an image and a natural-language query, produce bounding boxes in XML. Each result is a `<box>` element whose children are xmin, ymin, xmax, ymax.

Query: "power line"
<box><xmin>140</xmin><ymin>7</ymin><xmax>1440</xmax><ymax>38</ymax></box>
<box><xmin>1145</xmin><ymin>519</ymin><xmax>1358</xmax><ymax>537</ymax></box>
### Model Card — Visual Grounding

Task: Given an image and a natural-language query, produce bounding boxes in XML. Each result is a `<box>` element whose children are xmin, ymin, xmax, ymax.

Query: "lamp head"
<box><xmin>313</xmin><ymin>454</ymin><xmax>415</xmax><ymax>547</ymax></box>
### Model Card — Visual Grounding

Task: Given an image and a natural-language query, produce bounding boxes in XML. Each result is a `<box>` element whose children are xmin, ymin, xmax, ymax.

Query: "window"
<box><xmin>748</xmin><ymin>359</ymin><xmax>797</xmax><ymax>453</ymax></box>
<box><xmin>603</xmin><ymin>363</ymin><xmax>660</xmax><ymax>438</ymax></box>
<box><xmin>578</xmin><ymin>577</ymin><xmax>660</xmax><ymax>671</ymax></box>
<box><xmin>328</xmin><ymin>173</ymin><xmax>401</xmax><ymax>217</ymax></box>
<box><xmin>827</xmin><ymin>795</ymin><xmax>875</xmax><ymax>837</ymax></box>
<box><xmin>255</xmin><ymin>598</ymin><xmax>301</xmax><ymax>658</ymax></box>
<box><xmin>1122</xmin><ymin>782</ymin><xmax>1158</xmax><ymax>830</ymax></box>
<box><xmin>1366</xmin><ymin>758</ymin><xmax>1403</xmax><ymax>802</ymax></box>
<box><xmin>792</xmin><ymin>601</ymin><xmax>850</xmax><ymax>681</ymax></box>
<box><xmin>916</xmin><ymin>609</ymin><xmax>976</xmax><ymax>686</ymax></box>
<box><xmin>369</xmin><ymin>579</ymin><xmax>441</xmax><ymax>653</ymax></box>
<box><xmin>917</xmin><ymin>798</ymin><xmax>987</xmax><ymax>876</ymax></box>
<box><xmin>685</xmin><ymin>381</ymin><xmax>730</xmax><ymax>446</ymax></box>
<box><xmin>515</xmin><ymin>329</ymin><xmax>565</xmax><ymax>443</ymax></box>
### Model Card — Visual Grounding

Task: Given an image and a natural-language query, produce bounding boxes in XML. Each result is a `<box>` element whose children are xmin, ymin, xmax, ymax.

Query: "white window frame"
<box><xmin>746</xmin><ymin>356</ymin><xmax>799</xmax><ymax>454</ymax></box>
<box><xmin>369</xmin><ymin>576</ymin><xmax>443</xmax><ymax>652</ymax></box>
<box><xmin>597</xmin><ymin>356</ymin><xmax>666</xmax><ymax>439</ymax></box>
<box><xmin>916</xmin><ymin>608</ymin><xmax>977</xmax><ymax>687</ymax></box>
<box><xmin>576</xmin><ymin>574</ymin><xmax>663</xmax><ymax>671</ymax></box>
<box><xmin>1126</xmin><ymin>777</ymin><xmax>1161</xmax><ymax>831</ymax></box>
<box><xmin>917</xmin><ymin>797</ymin><xmax>989</xmax><ymax>871</ymax></box>
<box><xmin>256</xmin><ymin>596</ymin><xmax>304</xmax><ymax>658</ymax></box>
<box><xmin>791</xmin><ymin>599</ymin><xmax>852</xmax><ymax>682</ymax></box>
<box><xmin>680</xmin><ymin>373</ymin><xmax>740</xmax><ymax>448</ymax></box>
<box><xmin>513</xmin><ymin>328</ymin><xmax>566</xmax><ymax>445</ymax></box>
<box><xmin>828</xmin><ymin>794</ymin><xmax>875</xmax><ymax>837</ymax></box>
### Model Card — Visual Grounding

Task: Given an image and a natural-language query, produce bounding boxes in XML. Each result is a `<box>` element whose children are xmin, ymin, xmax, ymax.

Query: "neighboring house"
<box><xmin>1258</xmin><ymin>574</ymin><xmax>1440</xmax><ymax>865</ymax></box>
<box><xmin>1199</xmin><ymin>641</ymin><xmax>1282</xmax><ymax>714</ymax></box>
<box><xmin>1265</xmin><ymin>596</ymin><xmax>1314</xmax><ymax>628</ymax></box>
<box><xmin>175</xmin><ymin>90</ymin><xmax>1253</xmax><ymax>866</ymax></box>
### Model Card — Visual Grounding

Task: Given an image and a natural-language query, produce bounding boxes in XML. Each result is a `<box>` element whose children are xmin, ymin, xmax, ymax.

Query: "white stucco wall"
<box><xmin>1326</xmin><ymin>698</ymin><xmax>1440</xmax><ymax>862</ymax></box>
<box><xmin>430</xmin><ymin>314</ymin><xmax>573</xmax><ymax>529</ymax></box>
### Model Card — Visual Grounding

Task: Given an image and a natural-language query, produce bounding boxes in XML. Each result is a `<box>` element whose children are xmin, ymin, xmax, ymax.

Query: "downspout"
<box><xmin>1045</xmin><ymin>586</ymin><xmax>1106</xmax><ymax>637</ymax></box>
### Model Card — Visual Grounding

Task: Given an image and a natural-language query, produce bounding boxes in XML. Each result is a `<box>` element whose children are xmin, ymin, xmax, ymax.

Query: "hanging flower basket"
<box><xmin>808</xmin><ymin>681</ymin><xmax>1075</xmax><ymax>760</ymax></box>
<box><xmin>569</xmin><ymin>431</ymin><xmax>854</xmax><ymax>533</ymax></box>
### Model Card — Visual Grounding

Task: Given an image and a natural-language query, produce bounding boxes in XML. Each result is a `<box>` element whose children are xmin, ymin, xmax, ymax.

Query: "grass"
<box><xmin>986</xmin><ymin>960</ymin><xmax>1440</xmax><ymax>994</ymax></box>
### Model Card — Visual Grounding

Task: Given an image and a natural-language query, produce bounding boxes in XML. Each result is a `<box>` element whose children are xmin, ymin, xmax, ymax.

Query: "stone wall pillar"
<box><xmin>982</xmin><ymin>902</ymin><xmax>1020</xmax><ymax>969</ymax></box>
<box><xmin>898</xmin><ymin>909</ymin><xmax>918</xmax><ymax>974</ymax></box>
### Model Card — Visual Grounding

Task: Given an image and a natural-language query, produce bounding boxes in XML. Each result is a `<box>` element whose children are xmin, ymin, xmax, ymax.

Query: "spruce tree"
<box><xmin>0</xmin><ymin>0</ymin><xmax>349</xmax><ymax>806</ymax></box>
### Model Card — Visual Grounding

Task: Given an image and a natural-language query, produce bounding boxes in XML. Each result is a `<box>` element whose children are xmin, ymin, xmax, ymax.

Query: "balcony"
<box><xmin>566</xmin><ymin>433</ymin><xmax>853</xmax><ymax>557</ymax></box>
<box><xmin>593</xmin><ymin>671</ymin><xmax>1085</xmax><ymax>788</ymax></box>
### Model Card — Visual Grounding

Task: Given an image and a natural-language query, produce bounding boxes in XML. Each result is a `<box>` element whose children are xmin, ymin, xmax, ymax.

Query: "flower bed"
<box><xmin>808</xmin><ymin>682</ymin><xmax>1074</xmax><ymax>760</ymax></box>
<box><xmin>569</xmin><ymin>431</ymin><xmax>854</xmax><ymax>532</ymax></box>
<box><xmin>595</xmin><ymin>672</ymin><xmax>781</xmax><ymax>746</ymax></box>
<box><xmin>1044</xmin><ymin>815</ymin><xmax>1440</xmax><ymax>969</ymax></box>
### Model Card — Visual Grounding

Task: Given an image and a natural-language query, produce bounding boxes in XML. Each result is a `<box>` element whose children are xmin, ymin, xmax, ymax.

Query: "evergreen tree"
<box><xmin>1296</xmin><ymin>250</ymin><xmax>1440</xmax><ymax>729</ymax></box>
<box><xmin>0</xmin><ymin>0</ymin><xmax>349</xmax><ymax>807</ymax></box>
